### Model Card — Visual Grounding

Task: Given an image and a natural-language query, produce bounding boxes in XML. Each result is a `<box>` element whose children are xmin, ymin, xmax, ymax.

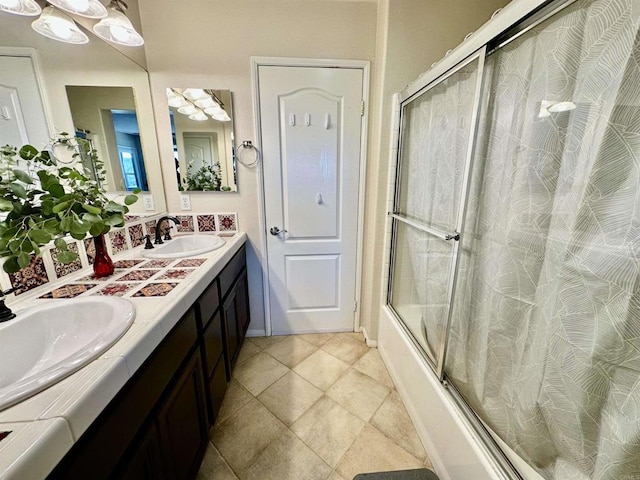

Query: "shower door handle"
<box><xmin>445</xmin><ymin>233</ymin><xmax>460</xmax><ymax>241</ymax></box>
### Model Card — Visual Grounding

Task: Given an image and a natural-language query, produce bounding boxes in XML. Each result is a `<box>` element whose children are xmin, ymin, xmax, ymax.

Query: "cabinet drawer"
<box><xmin>208</xmin><ymin>356</ymin><xmax>228</xmax><ymax>424</ymax></box>
<box><xmin>219</xmin><ymin>245</ymin><xmax>246</xmax><ymax>298</ymax></box>
<box><xmin>197</xmin><ymin>278</ymin><xmax>220</xmax><ymax>330</ymax></box>
<box><xmin>202</xmin><ymin>310</ymin><xmax>223</xmax><ymax>376</ymax></box>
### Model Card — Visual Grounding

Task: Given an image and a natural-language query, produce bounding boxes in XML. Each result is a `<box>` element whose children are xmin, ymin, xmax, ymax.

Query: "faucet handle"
<box><xmin>140</xmin><ymin>235</ymin><xmax>154</xmax><ymax>249</ymax></box>
<box><xmin>164</xmin><ymin>225</ymin><xmax>174</xmax><ymax>241</ymax></box>
<box><xmin>1</xmin><ymin>287</ymin><xmax>16</xmax><ymax>298</ymax></box>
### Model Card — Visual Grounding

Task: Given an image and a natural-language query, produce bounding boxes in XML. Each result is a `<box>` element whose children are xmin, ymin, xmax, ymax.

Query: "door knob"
<box><xmin>269</xmin><ymin>226</ymin><xmax>287</xmax><ymax>236</ymax></box>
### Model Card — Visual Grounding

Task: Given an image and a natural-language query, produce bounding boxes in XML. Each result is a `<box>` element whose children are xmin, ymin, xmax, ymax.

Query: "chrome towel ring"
<box><xmin>236</xmin><ymin>140</ymin><xmax>260</xmax><ymax>167</ymax></box>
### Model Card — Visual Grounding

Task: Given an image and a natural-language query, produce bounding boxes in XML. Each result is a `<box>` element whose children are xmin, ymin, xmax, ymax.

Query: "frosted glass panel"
<box><xmin>444</xmin><ymin>0</ymin><xmax>640</xmax><ymax>478</ymax></box>
<box><xmin>390</xmin><ymin>220</ymin><xmax>454</xmax><ymax>362</ymax></box>
<box><xmin>397</xmin><ymin>58</ymin><xmax>479</xmax><ymax>232</ymax></box>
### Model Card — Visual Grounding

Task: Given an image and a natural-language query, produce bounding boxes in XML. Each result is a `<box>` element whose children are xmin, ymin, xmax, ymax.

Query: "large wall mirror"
<box><xmin>66</xmin><ymin>86</ymin><xmax>148</xmax><ymax>192</ymax></box>
<box><xmin>167</xmin><ymin>88</ymin><xmax>237</xmax><ymax>192</ymax></box>
<box><xmin>0</xmin><ymin>8</ymin><xmax>166</xmax><ymax>213</ymax></box>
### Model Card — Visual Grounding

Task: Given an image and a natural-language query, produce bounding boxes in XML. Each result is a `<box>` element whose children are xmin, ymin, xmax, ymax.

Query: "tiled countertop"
<box><xmin>0</xmin><ymin>233</ymin><xmax>247</xmax><ymax>480</ymax></box>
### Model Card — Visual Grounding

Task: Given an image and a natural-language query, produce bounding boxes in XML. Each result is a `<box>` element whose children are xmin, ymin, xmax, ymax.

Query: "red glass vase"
<box><xmin>93</xmin><ymin>233</ymin><xmax>114</xmax><ymax>278</ymax></box>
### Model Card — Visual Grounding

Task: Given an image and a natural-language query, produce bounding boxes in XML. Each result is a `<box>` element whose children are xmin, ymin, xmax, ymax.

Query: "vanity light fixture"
<box><xmin>0</xmin><ymin>0</ymin><xmax>40</xmax><ymax>16</ymax></box>
<box><xmin>47</xmin><ymin>0</ymin><xmax>107</xmax><ymax>18</ymax></box>
<box><xmin>189</xmin><ymin>111</ymin><xmax>208</xmax><ymax>122</ymax></box>
<box><xmin>194</xmin><ymin>97</ymin><xmax>216</xmax><ymax>109</ymax></box>
<box><xmin>182</xmin><ymin>88</ymin><xmax>208</xmax><ymax>101</ymax></box>
<box><xmin>177</xmin><ymin>104</ymin><xmax>198</xmax><ymax>116</ymax></box>
<box><xmin>32</xmin><ymin>6</ymin><xmax>89</xmax><ymax>44</ymax></box>
<box><xmin>93</xmin><ymin>0</ymin><xmax>143</xmax><ymax>47</ymax></box>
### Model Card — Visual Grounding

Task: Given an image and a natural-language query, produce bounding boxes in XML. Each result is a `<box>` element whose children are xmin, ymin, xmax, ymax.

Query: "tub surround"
<box><xmin>0</xmin><ymin>231</ymin><xmax>246</xmax><ymax>479</ymax></box>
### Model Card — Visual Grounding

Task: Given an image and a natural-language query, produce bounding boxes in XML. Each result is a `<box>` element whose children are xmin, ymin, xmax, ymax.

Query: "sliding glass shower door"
<box><xmin>388</xmin><ymin>51</ymin><xmax>485</xmax><ymax>371</ymax></box>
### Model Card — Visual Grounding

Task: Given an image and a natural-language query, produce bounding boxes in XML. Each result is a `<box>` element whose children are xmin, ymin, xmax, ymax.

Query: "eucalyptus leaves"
<box><xmin>0</xmin><ymin>136</ymin><xmax>138</xmax><ymax>274</ymax></box>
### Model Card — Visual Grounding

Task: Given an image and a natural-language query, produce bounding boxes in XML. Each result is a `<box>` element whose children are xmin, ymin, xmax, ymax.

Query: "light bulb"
<box><xmin>49</xmin><ymin>17</ymin><xmax>73</xmax><ymax>39</ymax></box>
<box><xmin>67</xmin><ymin>0</ymin><xmax>88</xmax><ymax>10</ymax></box>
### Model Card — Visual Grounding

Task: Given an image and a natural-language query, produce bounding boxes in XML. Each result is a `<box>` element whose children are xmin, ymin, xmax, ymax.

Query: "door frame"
<box><xmin>251</xmin><ymin>56</ymin><xmax>370</xmax><ymax>336</ymax></box>
<box><xmin>0</xmin><ymin>46</ymin><xmax>54</xmax><ymax>140</ymax></box>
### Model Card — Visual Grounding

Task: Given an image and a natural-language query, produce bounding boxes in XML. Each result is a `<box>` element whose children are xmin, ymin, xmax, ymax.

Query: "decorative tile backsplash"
<box><xmin>0</xmin><ymin>211</ymin><xmax>237</xmax><ymax>297</ymax></box>
<box><xmin>132</xmin><ymin>282</ymin><xmax>179</xmax><ymax>297</ymax></box>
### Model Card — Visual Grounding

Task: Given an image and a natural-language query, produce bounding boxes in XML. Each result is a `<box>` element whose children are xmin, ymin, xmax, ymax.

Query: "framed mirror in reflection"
<box><xmin>167</xmin><ymin>88</ymin><xmax>237</xmax><ymax>192</ymax></box>
<box><xmin>66</xmin><ymin>85</ymin><xmax>148</xmax><ymax>192</ymax></box>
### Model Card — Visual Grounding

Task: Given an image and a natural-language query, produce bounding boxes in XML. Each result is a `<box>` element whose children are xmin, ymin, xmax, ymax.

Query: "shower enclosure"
<box><xmin>387</xmin><ymin>0</ymin><xmax>640</xmax><ymax>479</ymax></box>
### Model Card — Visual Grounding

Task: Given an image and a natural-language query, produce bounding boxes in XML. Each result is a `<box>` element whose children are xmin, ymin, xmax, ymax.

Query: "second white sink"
<box><xmin>0</xmin><ymin>297</ymin><xmax>135</xmax><ymax>412</ymax></box>
<box><xmin>142</xmin><ymin>235</ymin><xmax>225</xmax><ymax>259</ymax></box>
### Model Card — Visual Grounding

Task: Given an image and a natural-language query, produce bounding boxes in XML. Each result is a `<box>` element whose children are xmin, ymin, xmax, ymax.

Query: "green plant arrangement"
<box><xmin>185</xmin><ymin>161</ymin><xmax>222</xmax><ymax>191</ymax></box>
<box><xmin>0</xmin><ymin>134</ymin><xmax>138</xmax><ymax>274</ymax></box>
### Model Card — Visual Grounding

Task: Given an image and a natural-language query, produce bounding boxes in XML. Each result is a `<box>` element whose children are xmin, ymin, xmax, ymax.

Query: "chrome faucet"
<box><xmin>154</xmin><ymin>216</ymin><xmax>179</xmax><ymax>244</ymax></box>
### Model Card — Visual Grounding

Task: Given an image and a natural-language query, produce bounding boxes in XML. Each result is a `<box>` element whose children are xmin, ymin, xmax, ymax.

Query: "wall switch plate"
<box><xmin>142</xmin><ymin>194</ymin><xmax>154</xmax><ymax>211</ymax></box>
<box><xmin>180</xmin><ymin>194</ymin><xmax>191</xmax><ymax>211</ymax></box>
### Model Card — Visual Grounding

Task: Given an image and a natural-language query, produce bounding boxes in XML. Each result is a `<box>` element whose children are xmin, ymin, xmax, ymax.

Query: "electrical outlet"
<box><xmin>180</xmin><ymin>194</ymin><xmax>191</xmax><ymax>211</ymax></box>
<box><xmin>142</xmin><ymin>194</ymin><xmax>154</xmax><ymax>211</ymax></box>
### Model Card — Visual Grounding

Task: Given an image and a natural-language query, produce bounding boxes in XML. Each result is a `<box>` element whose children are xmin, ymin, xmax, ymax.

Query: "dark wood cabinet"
<box><xmin>47</xmin><ymin>243</ymin><xmax>250</xmax><ymax>480</ymax></box>
<box><xmin>157</xmin><ymin>353</ymin><xmax>208</xmax><ymax>480</ymax></box>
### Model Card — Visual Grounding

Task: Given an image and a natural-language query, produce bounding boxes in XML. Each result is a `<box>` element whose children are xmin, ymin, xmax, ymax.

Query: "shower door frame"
<box><xmin>387</xmin><ymin>46</ymin><xmax>487</xmax><ymax>379</ymax></box>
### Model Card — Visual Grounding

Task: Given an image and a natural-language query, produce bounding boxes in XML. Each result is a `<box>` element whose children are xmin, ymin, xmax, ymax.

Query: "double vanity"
<box><xmin>0</xmin><ymin>232</ymin><xmax>250</xmax><ymax>480</ymax></box>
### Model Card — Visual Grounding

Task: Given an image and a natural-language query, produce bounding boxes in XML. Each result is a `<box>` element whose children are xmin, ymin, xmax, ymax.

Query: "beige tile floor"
<box><xmin>197</xmin><ymin>332</ymin><xmax>432</xmax><ymax>480</ymax></box>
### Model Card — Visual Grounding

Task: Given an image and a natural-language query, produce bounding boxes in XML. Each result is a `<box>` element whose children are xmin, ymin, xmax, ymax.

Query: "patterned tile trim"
<box><xmin>109</xmin><ymin>229</ymin><xmax>128</xmax><ymax>255</ymax></box>
<box><xmin>84</xmin><ymin>238</ymin><xmax>96</xmax><ymax>265</ymax></box>
<box><xmin>9</xmin><ymin>255</ymin><xmax>49</xmax><ymax>295</ymax></box>
<box><xmin>174</xmin><ymin>258</ymin><xmax>207</xmax><ymax>268</ymax></box>
<box><xmin>39</xmin><ymin>283</ymin><xmax>98</xmax><ymax>299</ymax></box>
<box><xmin>132</xmin><ymin>282</ymin><xmax>179</xmax><ymax>297</ymax></box>
<box><xmin>216</xmin><ymin>213</ymin><xmax>237</xmax><ymax>232</ymax></box>
<box><xmin>94</xmin><ymin>283</ymin><xmax>140</xmax><ymax>297</ymax></box>
<box><xmin>175</xmin><ymin>215</ymin><xmax>195</xmax><ymax>233</ymax></box>
<box><xmin>50</xmin><ymin>243</ymin><xmax>82</xmax><ymax>279</ymax></box>
<box><xmin>113</xmin><ymin>259</ymin><xmax>146</xmax><ymax>269</ymax></box>
<box><xmin>145</xmin><ymin>220</ymin><xmax>157</xmax><ymax>238</ymax></box>
<box><xmin>197</xmin><ymin>215</ymin><xmax>216</xmax><ymax>232</ymax></box>
<box><xmin>128</xmin><ymin>224</ymin><xmax>145</xmax><ymax>248</ymax></box>
<box><xmin>139</xmin><ymin>259</ymin><xmax>174</xmax><ymax>269</ymax></box>
<box><xmin>117</xmin><ymin>269</ymin><xmax>159</xmax><ymax>282</ymax></box>
<box><xmin>157</xmin><ymin>269</ymin><xmax>194</xmax><ymax>280</ymax></box>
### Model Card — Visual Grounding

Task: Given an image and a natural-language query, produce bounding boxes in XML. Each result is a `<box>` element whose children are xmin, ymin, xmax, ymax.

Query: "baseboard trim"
<box><xmin>246</xmin><ymin>329</ymin><xmax>266</xmax><ymax>337</ymax></box>
<box><xmin>361</xmin><ymin>326</ymin><xmax>378</xmax><ymax>347</ymax></box>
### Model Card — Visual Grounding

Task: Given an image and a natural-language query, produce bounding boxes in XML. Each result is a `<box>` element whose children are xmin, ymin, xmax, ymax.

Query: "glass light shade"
<box><xmin>182</xmin><ymin>89</ymin><xmax>208</xmax><ymax>101</ymax></box>
<box><xmin>211</xmin><ymin>111</ymin><xmax>231</xmax><ymax>122</ymax></box>
<box><xmin>0</xmin><ymin>0</ymin><xmax>41</xmax><ymax>16</ymax></box>
<box><xmin>204</xmin><ymin>105</ymin><xmax>223</xmax><ymax>116</ymax></box>
<box><xmin>194</xmin><ymin>97</ymin><xmax>215</xmax><ymax>109</ymax></box>
<box><xmin>47</xmin><ymin>0</ymin><xmax>107</xmax><ymax>18</ymax></box>
<box><xmin>32</xmin><ymin>7</ymin><xmax>89</xmax><ymax>44</ymax></box>
<box><xmin>189</xmin><ymin>111</ymin><xmax>208</xmax><ymax>122</ymax></box>
<box><xmin>177</xmin><ymin>105</ymin><xmax>198</xmax><ymax>116</ymax></box>
<box><xmin>93</xmin><ymin>8</ymin><xmax>144</xmax><ymax>47</ymax></box>
<box><xmin>168</xmin><ymin>97</ymin><xmax>189</xmax><ymax>109</ymax></box>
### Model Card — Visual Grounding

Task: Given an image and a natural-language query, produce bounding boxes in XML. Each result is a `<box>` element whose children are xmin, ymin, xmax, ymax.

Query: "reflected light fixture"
<box><xmin>47</xmin><ymin>0</ymin><xmax>107</xmax><ymax>18</ymax></box>
<box><xmin>189</xmin><ymin>111</ymin><xmax>208</xmax><ymax>122</ymax></box>
<box><xmin>538</xmin><ymin>100</ymin><xmax>577</xmax><ymax>118</ymax></box>
<box><xmin>32</xmin><ymin>6</ymin><xmax>89</xmax><ymax>44</ymax></box>
<box><xmin>177</xmin><ymin>105</ymin><xmax>198</xmax><ymax>116</ymax></box>
<box><xmin>194</xmin><ymin>97</ymin><xmax>216</xmax><ymax>109</ymax></box>
<box><xmin>93</xmin><ymin>0</ymin><xmax>144</xmax><ymax>47</ymax></box>
<box><xmin>0</xmin><ymin>0</ymin><xmax>40</xmax><ymax>16</ymax></box>
<box><xmin>182</xmin><ymin>89</ymin><xmax>208</xmax><ymax>101</ymax></box>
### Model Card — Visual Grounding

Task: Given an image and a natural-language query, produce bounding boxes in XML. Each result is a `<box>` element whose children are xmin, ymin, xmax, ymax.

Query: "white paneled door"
<box><xmin>0</xmin><ymin>55</ymin><xmax>49</xmax><ymax>148</ymax></box>
<box><xmin>257</xmin><ymin>64</ymin><xmax>365</xmax><ymax>334</ymax></box>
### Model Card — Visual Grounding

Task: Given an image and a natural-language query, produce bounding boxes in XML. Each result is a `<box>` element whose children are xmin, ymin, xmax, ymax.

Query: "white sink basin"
<box><xmin>0</xmin><ymin>297</ymin><xmax>135</xmax><ymax>411</ymax></box>
<box><xmin>142</xmin><ymin>234</ymin><xmax>225</xmax><ymax>259</ymax></box>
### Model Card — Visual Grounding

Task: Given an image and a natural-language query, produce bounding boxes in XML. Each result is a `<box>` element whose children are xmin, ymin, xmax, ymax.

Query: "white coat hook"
<box><xmin>324</xmin><ymin>113</ymin><xmax>331</xmax><ymax>129</ymax></box>
<box><xmin>289</xmin><ymin>113</ymin><xmax>296</xmax><ymax>126</ymax></box>
<box><xmin>305</xmin><ymin>113</ymin><xmax>311</xmax><ymax>126</ymax></box>
<box><xmin>316</xmin><ymin>192</ymin><xmax>323</xmax><ymax>205</ymax></box>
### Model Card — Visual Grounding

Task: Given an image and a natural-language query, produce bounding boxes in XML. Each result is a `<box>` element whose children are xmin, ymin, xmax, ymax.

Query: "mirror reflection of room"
<box><xmin>167</xmin><ymin>88</ymin><xmax>236</xmax><ymax>192</ymax></box>
<box><xmin>65</xmin><ymin>85</ymin><xmax>148</xmax><ymax>192</ymax></box>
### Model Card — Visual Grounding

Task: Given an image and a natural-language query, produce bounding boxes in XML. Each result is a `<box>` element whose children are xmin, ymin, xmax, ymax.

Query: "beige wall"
<box><xmin>139</xmin><ymin>0</ymin><xmax>378</xmax><ymax>334</ymax></box>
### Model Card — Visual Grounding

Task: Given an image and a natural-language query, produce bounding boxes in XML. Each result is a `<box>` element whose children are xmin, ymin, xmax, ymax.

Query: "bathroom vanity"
<box><xmin>0</xmin><ymin>234</ymin><xmax>249</xmax><ymax>480</ymax></box>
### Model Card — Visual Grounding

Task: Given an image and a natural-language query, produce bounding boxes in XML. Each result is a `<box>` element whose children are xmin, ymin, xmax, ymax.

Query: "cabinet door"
<box><xmin>157</xmin><ymin>352</ymin><xmax>208</xmax><ymax>480</ymax></box>
<box><xmin>235</xmin><ymin>270</ymin><xmax>250</xmax><ymax>344</ymax></box>
<box><xmin>116</xmin><ymin>423</ymin><xmax>164</xmax><ymax>480</ymax></box>
<box><xmin>222</xmin><ymin>289</ymin><xmax>239</xmax><ymax>374</ymax></box>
